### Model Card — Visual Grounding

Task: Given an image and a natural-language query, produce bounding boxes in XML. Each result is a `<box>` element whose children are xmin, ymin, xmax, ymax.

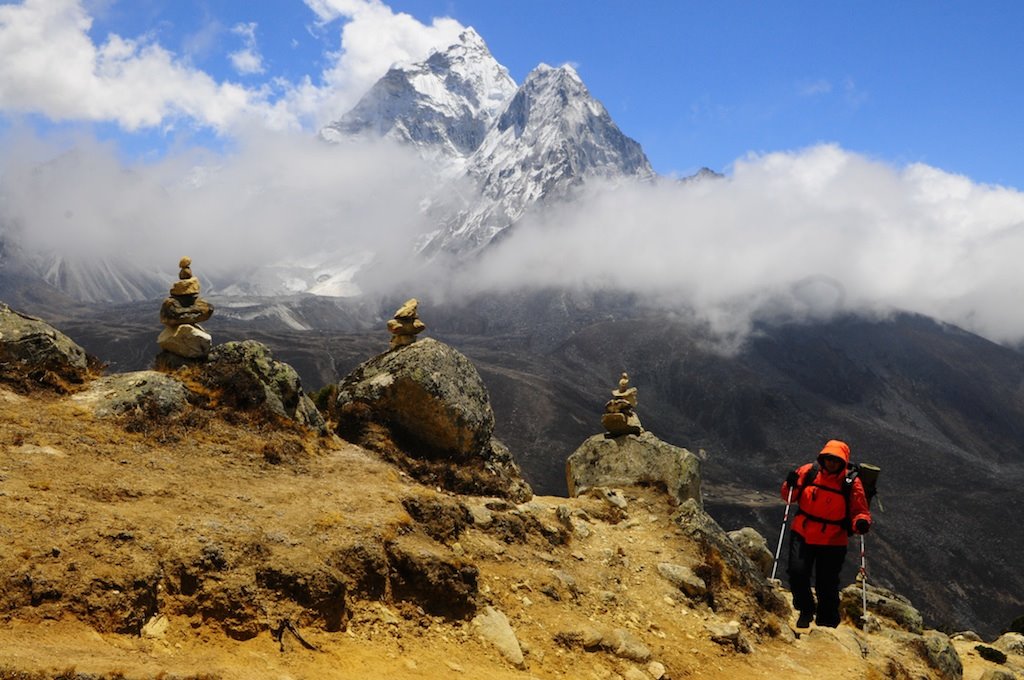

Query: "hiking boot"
<box><xmin>795</xmin><ymin>612</ymin><xmax>814</xmax><ymax>629</ymax></box>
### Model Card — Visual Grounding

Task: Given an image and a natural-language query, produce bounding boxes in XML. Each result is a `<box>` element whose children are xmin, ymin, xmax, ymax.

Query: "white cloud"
<box><xmin>0</xmin><ymin>125</ymin><xmax>437</xmax><ymax>275</ymax></box>
<box><xmin>455</xmin><ymin>144</ymin><xmax>1024</xmax><ymax>346</ymax></box>
<box><xmin>0</xmin><ymin>0</ymin><xmax>467</xmax><ymax>134</ymax></box>
<box><xmin>0</xmin><ymin>0</ymin><xmax>278</xmax><ymax>131</ymax></box>
<box><xmin>289</xmin><ymin>0</ymin><xmax>465</xmax><ymax>127</ymax></box>
<box><xmin>4</xmin><ymin>122</ymin><xmax>1024</xmax><ymax>347</ymax></box>
<box><xmin>229</xmin><ymin>22</ymin><xmax>264</xmax><ymax>75</ymax></box>
<box><xmin>799</xmin><ymin>78</ymin><xmax>832</xmax><ymax>96</ymax></box>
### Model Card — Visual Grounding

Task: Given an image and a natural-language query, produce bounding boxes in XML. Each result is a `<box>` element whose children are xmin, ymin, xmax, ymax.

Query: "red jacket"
<box><xmin>781</xmin><ymin>461</ymin><xmax>872</xmax><ymax>547</ymax></box>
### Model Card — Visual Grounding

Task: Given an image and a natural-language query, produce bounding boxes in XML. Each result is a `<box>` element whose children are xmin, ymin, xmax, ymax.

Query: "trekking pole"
<box><xmin>770</xmin><ymin>487</ymin><xmax>794</xmax><ymax>583</ymax></box>
<box><xmin>859</xmin><ymin>534</ymin><xmax>868</xmax><ymax>620</ymax></box>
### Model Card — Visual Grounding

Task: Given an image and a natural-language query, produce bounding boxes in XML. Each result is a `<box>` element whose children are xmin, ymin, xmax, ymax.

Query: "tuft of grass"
<box><xmin>118</xmin><ymin>396</ymin><xmax>211</xmax><ymax>443</ymax></box>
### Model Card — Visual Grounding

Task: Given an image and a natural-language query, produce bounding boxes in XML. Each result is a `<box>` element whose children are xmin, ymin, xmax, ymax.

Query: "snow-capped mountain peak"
<box><xmin>319</xmin><ymin>29</ymin><xmax>516</xmax><ymax>161</ymax></box>
<box><xmin>418</xmin><ymin>59</ymin><xmax>654</xmax><ymax>257</ymax></box>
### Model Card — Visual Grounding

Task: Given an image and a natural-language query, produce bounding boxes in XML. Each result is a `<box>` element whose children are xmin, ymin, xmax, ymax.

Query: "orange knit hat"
<box><xmin>819</xmin><ymin>439</ymin><xmax>850</xmax><ymax>464</ymax></box>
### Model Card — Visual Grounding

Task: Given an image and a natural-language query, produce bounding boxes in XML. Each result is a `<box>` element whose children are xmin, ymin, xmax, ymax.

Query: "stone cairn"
<box><xmin>157</xmin><ymin>256</ymin><xmax>214</xmax><ymax>360</ymax></box>
<box><xmin>601</xmin><ymin>372</ymin><xmax>643</xmax><ymax>436</ymax></box>
<box><xmin>386</xmin><ymin>298</ymin><xmax>426</xmax><ymax>349</ymax></box>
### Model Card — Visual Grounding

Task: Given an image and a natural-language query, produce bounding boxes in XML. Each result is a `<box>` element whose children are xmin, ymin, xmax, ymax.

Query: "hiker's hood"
<box><xmin>817</xmin><ymin>439</ymin><xmax>850</xmax><ymax>466</ymax></box>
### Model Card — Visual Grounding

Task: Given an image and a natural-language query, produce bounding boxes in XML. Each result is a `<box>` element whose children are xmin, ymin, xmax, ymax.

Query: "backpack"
<box><xmin>854</xmin><ymin>463</ymin><xmax>881</xmax><ymax>508</ymax></box>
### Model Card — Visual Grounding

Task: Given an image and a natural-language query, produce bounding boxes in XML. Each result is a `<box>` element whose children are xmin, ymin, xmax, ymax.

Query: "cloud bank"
<box><xmin>0</xmin><ymin>127</ymin><xmax>435</xmax><ymax>279</ymax></box>
<box><xmin>459</xmin><ymin>144</ymin><xmax>1024</xmax><ymax>345</ymax></box>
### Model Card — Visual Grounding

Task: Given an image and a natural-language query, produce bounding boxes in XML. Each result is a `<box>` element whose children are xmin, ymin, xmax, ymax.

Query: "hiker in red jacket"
<box><xmin>781</xmin><ymin>439</ymin><xmax>872</xmax><ymax>628</ymax></box>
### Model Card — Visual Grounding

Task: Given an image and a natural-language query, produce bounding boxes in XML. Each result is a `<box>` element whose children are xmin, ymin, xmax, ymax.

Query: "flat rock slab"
<box><xmin>71</xmin><ymin>370</ymin><xmax>191</xmax><ymax>417</ymax></box>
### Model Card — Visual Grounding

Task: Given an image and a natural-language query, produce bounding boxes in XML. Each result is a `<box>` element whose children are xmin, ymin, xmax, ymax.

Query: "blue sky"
<box><xmin>2</xmin><ymin>0</ymin><xmax>1022</xmax><ymax>187</ymax></box>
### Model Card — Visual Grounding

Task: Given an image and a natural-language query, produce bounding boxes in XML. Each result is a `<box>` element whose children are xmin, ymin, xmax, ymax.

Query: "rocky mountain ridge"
<box><xmin>320</xmin><ymin>28</ymin><xmax>517</xmax><ymax>167</ymax></box>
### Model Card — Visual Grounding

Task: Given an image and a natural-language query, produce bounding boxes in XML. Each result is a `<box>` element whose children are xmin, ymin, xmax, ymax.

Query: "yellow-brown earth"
<box><xmin>0</xmin><ymin>385</ymin><xmax>1018</xmax><ymax>679</ymax></box>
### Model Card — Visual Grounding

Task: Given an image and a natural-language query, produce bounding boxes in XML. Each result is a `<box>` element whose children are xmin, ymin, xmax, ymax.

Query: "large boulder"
<box><xmin>727</xmin><ymin>527</ymin><xmax>775</xmax><ymax>578</ymax></box>
<box><xmin>71</xmin><ymin>370</ymin><xmax>191</xmax><ymax>418</ymax></box>
<box><xmin>336</xmin><ymin>338</ymin><xmax>493</xmax><ymax>460</ymax></box>
<box><xmin>840</xmin><ymin>583</ymin><xmax>924</xmax><ymax>633</ymax></box>
<box><xmin>335</xmin><ymin>338</ymin><xmax>531</xmax><ymax>501</ymax></box>
<box><xmin>203</xmin><ymin>340</ymin><xmax>326</xmax><ymax>433</ymax></box>
<box><xmin>0</xmin><ymin>301</ymin><xmax>89</xmax><ymax>390</ymax></box>
<box><xmin>565</xmin><ymin>431</ymin><xmax>701</xmax><ymax>507</ymax></box>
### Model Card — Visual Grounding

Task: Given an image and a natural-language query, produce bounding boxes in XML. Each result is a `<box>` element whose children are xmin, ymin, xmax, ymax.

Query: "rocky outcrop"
<box><xmin>202</xmin><ymin>340</ymin><xmax>326</xmax><ymax>433</ymax></box>
<box><xmin>917</xmin><ymin>631</ymin><xmax>964</xmax><ymax>680</ymax></box>
<box><xmin>566</xmin><ymin>431</ymin><xmax>701</xmax><ymax>507</ymax></box>
<box><xmin>70</xmin><ymin>370</ymin><xmax>191</xmax><ymax>418</ymax></box>
<box><xmin>335</xmin><ymin>337</ymin><xmax>531</xmax><ymax>501</ymax></box>
<box><xmin>0</xmin><ymin>301</ymin><xmax>90</xmax><ymax>391</ymax></box>
<box><xmin>672</xmin><ymin>499</ymin><xmax>790</xmax><ymax>619</ymax></box>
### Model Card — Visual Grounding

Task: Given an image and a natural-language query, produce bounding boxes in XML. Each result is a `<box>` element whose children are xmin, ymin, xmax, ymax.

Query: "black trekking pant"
<box><xmin>787</xmin><ymin>531</ymin><xmax>848</xmax><ymax>627</ymax></box>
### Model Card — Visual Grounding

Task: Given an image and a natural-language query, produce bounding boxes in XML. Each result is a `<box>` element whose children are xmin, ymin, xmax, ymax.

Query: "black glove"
<box><xmin>785</xmin><ymin>470</ymin><xmax>799</xmax><ymax>488</ymax></box>
<box><xmin>855</xmin><ymin>519</ymin><xmax>870</xmax><ymax>534</ymax></box>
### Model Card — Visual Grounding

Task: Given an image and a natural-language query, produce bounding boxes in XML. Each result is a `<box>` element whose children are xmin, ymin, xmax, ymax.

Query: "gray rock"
<box><xmin>337</xmin><ymin>338</ymin><xmax>494</xmax><ymax>459</ymax></box>
<box><xmin>71</xmin><ymin>370</ymin><xmax>190</xmax><ymax>417</ymax></box>
<box><xmin>604</xmin><ymin>628</ymin><xmax>652</xmax><ymax>663</ymax></box>
<box><xmin>647</xmin><ymin>661</ymin><xmax>667</xmax><ymax>679</ymax></box>
<box><xmin>580</xmin><ymin>487</ymin><xmax>628</xmax><ymax>511</ymax></box>
<box><xmin>840</xmin><ymin>583</ymin><xmax>923</xmax><ymax>633</ymax></box>
<box><xmin>472</xmin><ymin>606</ymin><xmax>525</xmax><ymax>669</ymax></box>
<box><xmin>554</xmin><ymin>625</ymin><xmax>650</xmax><ymax>662</ymax></box>
<box><xmin>550</xmin><ymin>569</ymin><xmax>580</xmax><ymax>598</ymax></box>
<box><xmin>205</xmin><ymin>340</ymin><xmax>326</xmax><ymax>433</ymax></box>
<box><xmin>576</xmin><ymin>625</ymin><xmax>605</xmax><ymax>650</ymax></box>
<box><xmin>157</xmin><ymin>323</ymin><xmax>211</xmax><ymax>359</ymax></box>
<box><xmin>623</xmin><ymin>668</ymin><xmax>648</xmax><ymax>680</ymax></box>
<box><xmin>706</xmin><ymin>621</ymin><xmax>751</xmax><ymax>653</ymax></box>
<box><xmin>727</xmin><ymin>527</ymin><xmax>774</xmax><ymax>578</ymax></box>
<box><xmin>566</xmin><ymin>431</ymin><xmax>701</xmax><ymax>507</ymax></box>
<box><xmin>918</xmin><ymin>631</ymin><xmax>963</xmax><ymax>680</ymax></box>
<box><xmin>335</xmin><ymin>337</ymin><xmax>531</xmax><ymax>501</ymax></box>
<box><xmin>0</xmin><ymin>302</ymin><xmax>88</xmax><ymax>387</ymax></box>
<box><xmin>672</xmin><ymin>499</ymin><xmax>790</xmax><ymax>618</ymax></box>
<box><xmin>656</xmin><ymin>562</ymin><xmax>707</xmax><ymax>598</ymax></box>
<box><xmin>485</xmin><ymin>438</ymin><xmax>533</xmax><ymax>503</ymax></box>
<box><xmin>995</xmin><ymin>632</ymin><xmax>1024</xmax><ymax>656</ymax></box>
<box><xmin>952</xmin><ymin>630</ymin><xmax>983</xmax><ymax>642</ymax></box>
<box><xmin>159</xmin><ymin>296</ymin><xmax>213</xmax><ymax>327</ymax></box>
<box><xmin>980</xmin><ymin>669</ymin><xmax>1016</xmax><ymax>680</ymax></box>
